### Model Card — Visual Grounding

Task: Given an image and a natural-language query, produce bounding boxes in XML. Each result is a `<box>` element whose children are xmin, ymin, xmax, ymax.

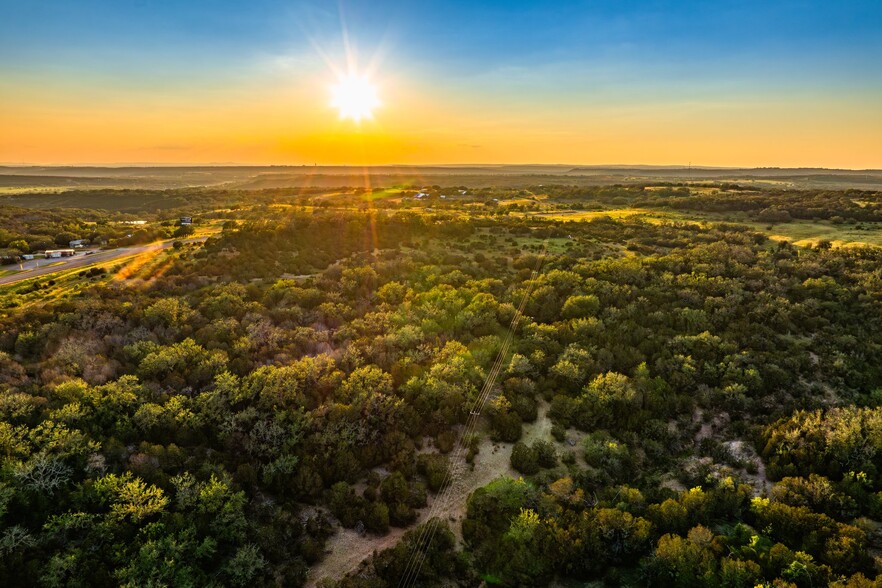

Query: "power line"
<box><xmin>397</xmin><ymin>240</ymin><xmax>549</xmax><ymax>588</ymax></box>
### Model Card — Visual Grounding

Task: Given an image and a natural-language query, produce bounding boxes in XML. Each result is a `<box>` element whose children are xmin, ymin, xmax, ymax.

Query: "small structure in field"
<box><xmin>179</xmin><ymin>217</ymin><xmax>193</xmax><ymax>225</ymax></box>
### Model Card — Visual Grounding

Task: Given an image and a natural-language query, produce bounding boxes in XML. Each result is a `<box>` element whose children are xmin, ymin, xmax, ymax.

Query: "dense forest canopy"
<box><xmin>0</xmin><ymin>186</ymin><xmax>881</xmax><ymax>587</ymax></box>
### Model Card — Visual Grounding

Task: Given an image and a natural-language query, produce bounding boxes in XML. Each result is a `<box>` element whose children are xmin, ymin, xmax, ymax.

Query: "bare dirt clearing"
<box><xmin>307</xmin><ymin>400</ymin><xmax>560</xmax><ymax>586</ymax></box>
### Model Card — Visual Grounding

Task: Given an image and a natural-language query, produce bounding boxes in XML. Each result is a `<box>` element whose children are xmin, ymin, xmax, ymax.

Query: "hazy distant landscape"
<box><xmin>4</xmin><ymin>165</ymin><xmax>882</xmax><ymax>193</ymax></box>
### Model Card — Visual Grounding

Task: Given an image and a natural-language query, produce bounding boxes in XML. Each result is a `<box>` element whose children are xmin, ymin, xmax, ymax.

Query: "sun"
<box><xmin>330</xmin><ymin>73</ymin><xmax>380</xmax><ymax>123</ymax></box>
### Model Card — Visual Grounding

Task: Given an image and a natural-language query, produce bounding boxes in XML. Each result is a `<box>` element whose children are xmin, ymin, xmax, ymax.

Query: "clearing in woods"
<box><xmin>307</xmin><ymin>401</ymin><xmax>564</xmax><ymax>586</ymax></box>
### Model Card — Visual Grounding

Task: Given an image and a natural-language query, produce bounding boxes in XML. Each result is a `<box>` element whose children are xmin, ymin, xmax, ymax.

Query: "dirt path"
<box><xmin>306</xmin><ymin>436</ymin><xmax>515</xmax><ymax>586</ymax></box>
<box><xmin>521</xmin><ymin>400</ymin><xmax>553</xmax><ymax>446</ymax></box>
<box><xmin>307</xmin><ymin>400</ymin><xmax>557</xmax><ymax>586</ymax></box>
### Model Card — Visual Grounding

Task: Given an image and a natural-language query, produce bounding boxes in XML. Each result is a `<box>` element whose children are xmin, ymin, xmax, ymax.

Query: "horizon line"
<box><xmin>1</xmin><ymin>163</ymin><xmax>881</xmax><ymax>172</ymax></box>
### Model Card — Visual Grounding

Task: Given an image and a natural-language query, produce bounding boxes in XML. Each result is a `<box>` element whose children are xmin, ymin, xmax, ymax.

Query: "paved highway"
<box><xmin>0</xmin><ymin>237</ymin><xmax>206</xmax><ymax>287</ymax></box>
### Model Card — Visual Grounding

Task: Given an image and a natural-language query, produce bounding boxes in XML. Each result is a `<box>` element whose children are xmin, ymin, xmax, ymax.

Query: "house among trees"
<box><xmin>0</xmin><ymin>250</ymin><xmax>22</xmax><ymax>265</ymax></box>
<box><xmin>69</xmin><ymin>239</ymin><xmax>88</xmax><ymax>248</ymax></box>
<box><xmin>180</xmin><ymin>216</ymin><xmax>193</xmax><ymax>225</ymax></box>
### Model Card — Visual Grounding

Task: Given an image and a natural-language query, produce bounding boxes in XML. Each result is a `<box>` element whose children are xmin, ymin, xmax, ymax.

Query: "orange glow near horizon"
<box><xmin>1</xmin><ymin>73</ymin><xmax>881</xmax><ymax>169</ymax></box>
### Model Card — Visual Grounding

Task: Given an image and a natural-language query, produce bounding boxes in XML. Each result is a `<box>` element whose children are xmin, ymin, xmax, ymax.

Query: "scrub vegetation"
<box><xmin>1</xmin><ymin>183</ymin><xmax>881</xmax><ymax>587</ymax></box>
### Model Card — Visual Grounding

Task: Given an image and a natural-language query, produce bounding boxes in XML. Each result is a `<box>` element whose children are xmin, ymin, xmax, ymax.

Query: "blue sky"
<box><xmin>4</xmin><ymin>1</ymin><xmax>881</xmax><ymax>83</ymax></box>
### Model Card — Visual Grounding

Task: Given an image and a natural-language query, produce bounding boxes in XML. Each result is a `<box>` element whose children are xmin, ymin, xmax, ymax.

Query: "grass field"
<box><xmin>513</xmin><ymin>236</ymin><xmax>574</xmax><ymax>254</ymax></box>
<box><xmin>529</xmin><ymin>208</ymin><xmax>680</xmax><ymax>224</ymax></box>
<box><xmin>527</xmin><ymin>207</ymin><xmax>882</xmax><ymax>249</ymax></box>
<box><xmin>0</xmin><ymin>187</ymin><xmax>75</xmax><ymax>195</ymax></box>
<box><xmin>648</xmin><ymin>210</ymin><xmax>882</xmax><ymax>248</ymax></box>
<box><xmin>192</xmin><ymin>220</ymin><xmax>226</xmax><ymax>238</ymax></box>
<box><xmin>361</xmin><ymin>188</ymin><xmax>405</xmax><ymax>201</ymax></box>
<box><xmin>498</xmin><ymin>197</ymin><xmax>540</xmax><ymax>206</ymax></box>
<box><xmin>738</xmin><ymin>220</ymin><xmax>882</xmax><ymax>248</ymax></box>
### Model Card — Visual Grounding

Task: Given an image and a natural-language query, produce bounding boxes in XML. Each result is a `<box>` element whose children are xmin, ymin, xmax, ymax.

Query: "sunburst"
<box><xmin>330</xmin><ymin>73</ymin><xmax>380</xmax><ymax>122</ymax></box>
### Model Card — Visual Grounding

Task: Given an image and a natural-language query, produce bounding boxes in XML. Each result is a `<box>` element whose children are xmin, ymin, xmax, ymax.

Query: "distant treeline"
<box><xmin>641</xmin><ymin>189</ymin><xmax>882</xmax><ymax>222</ymax></box>
<box><xmin>0</xmin><ymin>187</ymin><xmax>336</xmax><ymax>214</ymax></box>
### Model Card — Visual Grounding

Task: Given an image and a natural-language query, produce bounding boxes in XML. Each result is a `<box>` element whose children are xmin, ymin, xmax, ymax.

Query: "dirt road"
<box><xmin>307</xmin><ymin>400</ymin><xmax>558</xmax><ymax>586</ymax></box>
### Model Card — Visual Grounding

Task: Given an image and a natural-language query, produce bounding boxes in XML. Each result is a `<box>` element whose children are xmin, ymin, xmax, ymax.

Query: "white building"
<box><xmin>45</xmin><ymin>249</ymin><xmax>75</xmax><ymax>258</ymax></box>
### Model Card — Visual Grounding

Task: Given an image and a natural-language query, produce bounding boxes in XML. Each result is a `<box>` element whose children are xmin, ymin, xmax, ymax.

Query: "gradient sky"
<box><xmin>1</xmin><ymin>0</ymin><xmax>881</xmax><ymax>167</ymax></box>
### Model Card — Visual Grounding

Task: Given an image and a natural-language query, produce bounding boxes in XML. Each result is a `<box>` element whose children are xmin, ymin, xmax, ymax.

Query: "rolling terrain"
<box><xmin>3</xmin><ymin>165</ymin><xmax>882</xmax><ymax>193</ymax></box>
